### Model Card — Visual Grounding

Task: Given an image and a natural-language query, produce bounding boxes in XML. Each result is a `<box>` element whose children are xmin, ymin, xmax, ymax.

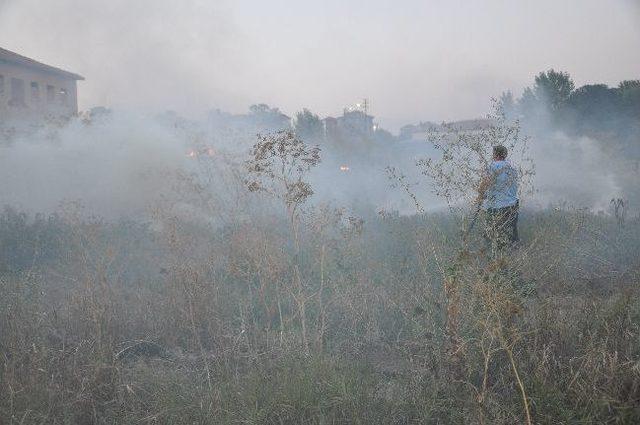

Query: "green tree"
<box><xmin>249</xmin><ymin>103</ymin><xmax>281</xmax><ymax>116</ymax></box>
<box><xmin>533</xmin><ymin>69</ymin><xmax>575</xmax><ymax>111</ymax></box>
<box><xmin>618</xmin><ymin>80</ymin><xmax>640</xmax><ymax>119</ymax></box>
<box><xmin>293</xmin><ymin>108</ymin><xmax>324</xmax><ymax>143</ymax></box>
<box><xmin>248</xmin><ymin>104</ymin><xmax>291</xmax><ymax>130</ymax></box>
<box><xmin>565</xmin><ymin>84</ymin><xmax>619</xmax><ymax>133</ymax></box>
<box><xmin>499</xmin><ymin>90</ymin><xmax>517</xmax><ymax>120</ymax></box>
<box><xmin>618</xmin><ymin>80</ymin><xmax>640</xmax><ymax>92</ymax></box>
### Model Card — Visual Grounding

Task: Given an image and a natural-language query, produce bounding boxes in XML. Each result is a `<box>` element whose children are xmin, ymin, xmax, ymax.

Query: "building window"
<box><xmin>31</xmin><ymin>81</ymin><xmax>40</xmax><ymax>102</ymax></box>
<box><xmin>59</xmin><ymin>88</ymin><xmax>68</xmax><ymax>106</ymax></box>
<box><xmin>9</xmin><ymin>78</ymin><xmax>26</xmax><ymax>107</ymax></box>
<box><xmin>47</xmin><ymin>85</ymin><xmax>55</xmax><ymax>102</ymax></box>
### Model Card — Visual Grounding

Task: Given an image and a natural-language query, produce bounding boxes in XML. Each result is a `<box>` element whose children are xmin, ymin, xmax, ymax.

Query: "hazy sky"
<box><xmin>1</xmin><ymin>0</ymin><xmax>638</xmax><ymax>130</ymax></box>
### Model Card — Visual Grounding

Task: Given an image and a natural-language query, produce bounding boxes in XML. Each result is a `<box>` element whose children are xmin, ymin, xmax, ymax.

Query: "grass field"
<box><xmin>1</xmin><ymin>201</ymin><xmax>638</xmax><ymax>424</ymax></box>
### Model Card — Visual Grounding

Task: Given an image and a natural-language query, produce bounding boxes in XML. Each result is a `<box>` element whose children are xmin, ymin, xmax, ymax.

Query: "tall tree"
<box><xmin>533</xmin><ymin>69</ymin><xmax>575</xmax><ymax>111</ymax></box>
<box><xmin>566</xmin><ymin>84</ymin><xmax>619</xmax><ymax>134</ymax></box>
<box><xmin>293</xmin><ymin>108</ymin><xmax>324</xmax><ymax>143</ymax></box>
<box><xmin>248</xmin><ymin>104</ymin><xmax>290</xmax><ymax>131</ymax></box>
<box><xmin>517</xmin><ymin>87</ymin><xmax>541</xmax><ymax>124</ymax></box>
<box><xmin>498</xmin><ymin>91</ymin><xmax>517</xmax><ymax>120</ymax></box>
<box><xmin>618</xmin><ymin>80</ymin><xmax>640</xmax><ymax>92</ymax></box>
<box><xmin>618</xmin><ymin>80</ymin><xmax>640</xmax><ymax>119</ymax></box>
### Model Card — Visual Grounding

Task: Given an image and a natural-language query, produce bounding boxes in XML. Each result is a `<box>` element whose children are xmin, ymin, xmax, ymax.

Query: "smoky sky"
<box><xmin>1</xmin><ymin>0</ymin><xmax>638</xmax><ymax>130</ymax></box>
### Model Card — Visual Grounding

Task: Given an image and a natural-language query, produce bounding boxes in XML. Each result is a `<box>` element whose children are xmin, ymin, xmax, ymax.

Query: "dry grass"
<box><xmin>0</xmin><ymin>202</ymin><xmax>638</xmax><ymax>424</ymax></box>
<box><xmin>1</xmin><ymin>127</ymin><xmax>639</xmax><ymax>424</ymax></box>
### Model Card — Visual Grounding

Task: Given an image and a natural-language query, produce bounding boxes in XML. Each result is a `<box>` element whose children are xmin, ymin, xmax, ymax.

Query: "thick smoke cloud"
<box><xmin>527</xmin><ymin>133</ymin><xmax>623</xmax><ymax>211</ymax></box>
<box><xmin>0</xmin><ymin>113</ymin><xmax>428</xmax><ymax>219</ymax></box>
<box><xmin>0</xmin><ymin>110</ymin><xmax>633</xmax><ymax>221</ymax></box>
<box><xmin>0</xmin><ymin>1</ymin><xmax>637</xmax><ymax>218</ymax></box>
<box><xmin>0</xmin><ymin>114</ymin><xmax>189</xmax><ymax>217</ymax></box>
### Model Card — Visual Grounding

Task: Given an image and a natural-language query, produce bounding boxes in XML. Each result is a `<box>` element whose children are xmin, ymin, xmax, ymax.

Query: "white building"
<box><xmin>0</xmin><ymin>47</ymin><xmax>83</xmax><ymax>122</ymax></box>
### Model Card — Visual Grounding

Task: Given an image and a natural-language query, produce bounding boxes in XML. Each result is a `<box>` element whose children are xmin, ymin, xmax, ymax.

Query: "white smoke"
<box><xmin>0</xmin><ymin>103</ymin><xmax>633</xmax><ymax>222</ymax></box>
<box><xmin>527</xmin><ymin>131</ymin><xmax>623</xmax><ymax>212</ymax></box>
<box><xmin>0</xmin><ymin>112</ymin><xmax>189</xmax><ymax>218</ymax></box>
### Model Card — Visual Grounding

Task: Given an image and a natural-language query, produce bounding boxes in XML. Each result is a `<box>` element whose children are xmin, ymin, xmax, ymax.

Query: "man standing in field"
<box><xmin>478</xmin><ymin>145</ymin><xmax>519</xmax><ymax>250</ymax></box>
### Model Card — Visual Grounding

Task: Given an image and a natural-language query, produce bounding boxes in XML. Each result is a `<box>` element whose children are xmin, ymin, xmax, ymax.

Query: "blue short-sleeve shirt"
<box><xmin>483</xmin><ymin>160</ymin><xmax>519</xmax><ymax>210</ymax></box>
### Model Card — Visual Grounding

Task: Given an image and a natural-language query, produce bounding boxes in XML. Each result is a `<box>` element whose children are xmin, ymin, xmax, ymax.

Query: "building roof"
<box><xmin>0</xmin><ymin>47</ymin><xmax>84</xmax><ymax>80</ymax></box>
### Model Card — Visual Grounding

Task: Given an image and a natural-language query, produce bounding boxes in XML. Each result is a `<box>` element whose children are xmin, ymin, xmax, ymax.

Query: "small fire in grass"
<box><xmin>340</xmin><ymin>165</ymin><xmax>350</xmax><ymax>172</ymax></box>
<box><xmin>186</xmin><ymin>147</ymin><xmax>216</xmax><ymax>158</ymax></box>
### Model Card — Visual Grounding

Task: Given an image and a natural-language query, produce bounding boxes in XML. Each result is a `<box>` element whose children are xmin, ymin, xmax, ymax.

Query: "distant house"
<box><xmin>0</xmin><ymin>47</ymin><xmax>84</xmax><ymax>122</ymax></box>
<box><xmin>322</xmin><ymin>110</ymin><xmax>375</xmax><ymax>144</ymax></box>
<box><xmin>400</xmin><ymin>118</ymin><xmax>494</xmax><ymax>142</ymax></box>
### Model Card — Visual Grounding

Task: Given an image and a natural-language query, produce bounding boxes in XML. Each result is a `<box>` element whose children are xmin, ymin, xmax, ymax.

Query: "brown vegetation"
<box><xmin>1</xmin><ymin>121</ymin><xmax>639</xmax><ymax>424</ymax></box>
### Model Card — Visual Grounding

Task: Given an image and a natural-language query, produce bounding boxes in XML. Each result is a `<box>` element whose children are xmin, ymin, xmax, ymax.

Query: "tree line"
<box><xmin>501</xmin><ymin>70</ymin><xmax>640</xmax><ymax>154</ymax></box>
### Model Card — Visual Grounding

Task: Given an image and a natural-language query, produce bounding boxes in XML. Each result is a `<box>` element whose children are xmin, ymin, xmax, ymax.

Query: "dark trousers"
<box><xmin>485</xmin><ymin>202</ymin><xmax>519</xmax><ymax>250</ymax></box>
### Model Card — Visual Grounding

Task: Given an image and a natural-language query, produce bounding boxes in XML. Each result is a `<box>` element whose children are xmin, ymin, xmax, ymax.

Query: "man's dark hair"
<box><xmin>493</xmin><ymin>145</ymin><xmax>508</xmax><ymax>160</ymax></box>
